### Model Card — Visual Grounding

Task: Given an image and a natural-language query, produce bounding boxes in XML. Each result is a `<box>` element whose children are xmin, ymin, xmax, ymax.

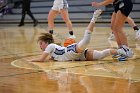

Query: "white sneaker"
<box><xmin>135</xmin><ymin>29</ymin><xmax>140</xmax><ymax>40</ymax></box>
<box><xmin>68</xmin><ymin>35</ymin><xmax>76</xmax><ymax>39</ymax></box>
<box><xmin>117</xmin><ymin>45</ymin><xmax>133</xmax><ymax>58</ymax></box>
<box><xmin>108</xmin><ymin>33</ymin><xmax>115</xmax><ymax>40</ymax></box>
<box><xmin>91</xmin><ymin>9</ymin><xmax>102</xmax><ymax>23</ymax></box>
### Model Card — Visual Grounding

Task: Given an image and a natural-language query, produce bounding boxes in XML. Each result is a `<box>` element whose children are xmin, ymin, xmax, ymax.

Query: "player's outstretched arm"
<box><xmin>29</xmin><ymin>52</ymin><xmax>49</xmax><ymax>62</ymax></box>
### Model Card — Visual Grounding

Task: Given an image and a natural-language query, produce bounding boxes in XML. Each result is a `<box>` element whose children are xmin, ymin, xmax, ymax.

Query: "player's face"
<box><xmin>39</xmin><ymin>40</ymin><xmax>48</xmax><ymax>51</ymax></box>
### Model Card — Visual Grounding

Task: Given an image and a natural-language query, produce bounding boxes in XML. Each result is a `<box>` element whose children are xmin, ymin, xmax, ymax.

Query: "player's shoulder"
<box><xmin>48</xmin><ymin>43</ymin><xmax>57</xmax><ymax>47</ymax></box>
<box><xmin>48</xmin><ymin>43</ymin><xmax>61</xmax><ymax>48</ymax></box>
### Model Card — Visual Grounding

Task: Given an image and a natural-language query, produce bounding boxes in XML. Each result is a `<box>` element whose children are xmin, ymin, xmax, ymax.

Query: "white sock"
<box><xmin>91</xmin><ymin>17</ymin><xmax>97</xmax><ymax>23</ymax></box>
<box><xmin>93</xmin><ymin>49</ymin><xmax>111</xmax><ymax>60</ymax></box>
<box><xmin>91</xmin><ymin>9</ymin><xmax>102</xmax><ymax>23</ymax></box>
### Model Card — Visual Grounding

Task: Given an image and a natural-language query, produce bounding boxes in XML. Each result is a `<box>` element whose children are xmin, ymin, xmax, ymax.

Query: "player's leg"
<box><xmin>76</xmin><ymin>9</ymin><xmax>102</xmax><ymax>53</ymax></box>
<box><xmin>126</xmin><ymin>16</ymin><xmax>140</xmax><ymax>40</ymax></box>
<box><xmin>27</xmin><ymin>10</ymin><xmax>38</xmax><ymax>27</ymax></box>
<box><xmin>18</xmin><ymin>10</ymin><xmax>26</xmax><ymax>26</ymax></box>
<box><xmin>60</xmin><ymin>9</ymin><xmax>76</xmax><ymax>38</ymax></box>
<box><xmin>85</xmin><ymin>48</ymin><xmax>130</xmax><ymax>61</ymax></box>
<box><xmin>127</xmin><ymin>16</ymin><xmax>137</xmax><ymax>28</ymax></box>
<box><xmin>111</xmin><ymin>11</ymin><xmax>127</xmax><ymax>46</ymax></box>
<box><xmin>108</xmin><ymin>15</ymin><xmax>140</xmax><ymax>40</ymax></box>
<box><xmin>112</xmin><ymin>11</ymin><xmax>128</xmax><ymax>47</ymax></box>
<box><xmin>92</xmin><ymin>49</ymin><xmax>116</xmax><ymax>60</ymax></box>
<box><xmin>48</xmin><ymin>9</ymin><xmax>59</xmax><ymax>34</ymax></box>
<box><xmin>112</xmin><ymin>11</ymin><xmax>133</xmax><ymax>60</ymax></box>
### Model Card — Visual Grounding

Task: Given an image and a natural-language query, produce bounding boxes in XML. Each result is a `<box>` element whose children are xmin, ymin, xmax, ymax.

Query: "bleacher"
<box><xmin>0</xmin><ymin>0</ymin><xmax>140</xmax><ymax>24</ymax></box>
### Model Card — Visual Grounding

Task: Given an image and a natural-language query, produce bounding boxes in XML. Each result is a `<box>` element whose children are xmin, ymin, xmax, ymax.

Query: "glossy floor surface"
<box><xmin>0</xmin><ymin>24</ymin><xmax>140</xmax><ymax>93</ymax></box>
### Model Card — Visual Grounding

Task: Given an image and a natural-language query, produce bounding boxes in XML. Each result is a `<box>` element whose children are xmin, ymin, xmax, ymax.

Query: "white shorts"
<box><xmin>65</xmin><ymin>43</ymin><xmax>87</xmax><ymax>61</ymax></box>
<box><xmin>52</xmin><ymin>0</ymin><xmax>68</xmax><ymax>11</ymax></box>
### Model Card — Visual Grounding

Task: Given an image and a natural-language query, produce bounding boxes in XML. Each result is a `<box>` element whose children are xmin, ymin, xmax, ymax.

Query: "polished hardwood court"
<box><xmin>0</xmin><ymin>23</ymin><xmax>140</xmax><ymax>93</ymax></box>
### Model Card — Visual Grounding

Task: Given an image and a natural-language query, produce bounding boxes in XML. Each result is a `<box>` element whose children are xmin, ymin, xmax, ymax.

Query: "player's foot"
<box><xmin>117</xmin><ymin>45</ymin><xmax>133</xmax><ymax>58</ymax></box>
<box><xmin>117</xmin><ymin>45</ymin><xmax>133</xmax><ymax>61</ymax></box>
<box><xmin>91</xmin><ymin>9</ymin><xmax>102</xmax><ymax>23</ymax></box>
<box><xmin>49</xmin><ymin>30</ymin><xmax>53</xmax><ymax>34</ymax></box>
<box><xmin>108</xmin><ymin>33</ymin><xmax>115</xmax><ymax>40</ymax></box>
<box><xmin>118</xmin><ymin>55</ymin><xmax>128</xmax><ymax>61</ymax></box>
<box><xmin>112</xmin><ymin>54</ymin><xmax>120</xmax><ymax>58</ymax></box>
<box><xmin>33</xmin><ymin>20</ymin><xmax>38</xmax><ymax>27</ymax></box>
<box><xmin>135</xmin><ymin>29</ymin><xmax>140</xmax><ymax>40</ymax></box>
<box><xmin>68</xmin><ymin>35</ymin><xmax>76</xmax><ymax>39</ymax></box>
<box><xmin>18</xmin><ymin>23</ymin><xmax>24</xmax><ymax>27</ymax></box>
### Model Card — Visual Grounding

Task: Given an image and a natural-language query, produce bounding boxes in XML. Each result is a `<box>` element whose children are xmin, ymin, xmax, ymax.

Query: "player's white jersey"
<box><xmin>44</xmin><ymin>43</ymin><xmax>86</xmax><ymax>61</ymax></box>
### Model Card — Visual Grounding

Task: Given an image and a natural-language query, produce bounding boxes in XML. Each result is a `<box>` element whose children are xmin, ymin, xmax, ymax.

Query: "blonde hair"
<box><xmin>38</xmin><ymin>33</ymin><xmax>54</xmax><ymax>44</ymax></box>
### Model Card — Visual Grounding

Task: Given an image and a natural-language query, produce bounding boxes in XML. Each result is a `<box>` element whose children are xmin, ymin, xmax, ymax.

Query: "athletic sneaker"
<box><xmin>118</xmin><ymin>55</ymin><xmax>128</xmax><ymax>61</ymax></box>
<box><xmin>91</xmin><ymin>9</ymin><xmax>102</xmax><ymax>23</ymax></box>
<box><xmin>108</xmin><ymin>33</ymin><xmax>115</xmax><ymax>40</ymax></box>
<box><xmin>68</xmin><ymin>35</ymin><xmax>76</xmax><ymax>39</ymax></box>
<box><xmin>135</xmin><ymin>29</ymin><xmax>140</xmax><ymax>40</ymax></box>
<box><xmin>112</xmin><ymin>54</ymin><xmax>120</xmax><ymax>58</ymax></box>
<box><xmin>117</xmin><ymin>45</ymin><xmax>133</xmax><ymax>61</ymax></box>
<box><xmin>112</xmin><ymin>53</ymin><xmax>128</xmax><ymax>61</ymax></box>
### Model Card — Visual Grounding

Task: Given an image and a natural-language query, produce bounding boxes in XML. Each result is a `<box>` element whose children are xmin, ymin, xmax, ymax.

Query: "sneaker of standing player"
<box><xmin>117</xmin><ymin>45</ymin><xmax>134</xmax><ymax>61</ymax></box>
<box><xmin>135</xmin><ymin>29</ymin><xmax>140</xmax><ymax>40</ymax></box>
<box><xmin>49</xmin><ymin>30</ymin><xmax>53</xmax><ymax>35</ymax></box>
<box><xmin>91</xmin><ymin>9</ymin><xmax>102</xmax><ymax>23</ymax></box>
<box><xmin>33</xmin><ymin>20</ymin><xmax>38</xmax><ymax>27</ymax></box>
<box><xmin>68</xmin><ymin>31</ymin><xmax>76</xmax><ymax>39</ymax></box>
<box><xmin>117</xmin><ymin>49</ymin><xmax>128</xmax><ymax>61</ymax></box>
<box><xmin>68</xmin><ymin>34</ymin><xmax>76</xmax><ymax>39</ymax></box>
<box><xmin>108</xmin><ymin>33</ymin><xmax>115</xmax><ymax>40</ymax></box>
<box><xmin>49</xmin><ymin>30</ymin><xmax>56</xmax><ymax>38</ymax></box>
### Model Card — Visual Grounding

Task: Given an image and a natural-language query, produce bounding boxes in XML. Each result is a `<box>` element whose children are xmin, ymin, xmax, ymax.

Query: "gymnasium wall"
<box><xmin>0</xmin><ymin>0</ymin><xmax>140</xmax><ymax>23</ymax></box>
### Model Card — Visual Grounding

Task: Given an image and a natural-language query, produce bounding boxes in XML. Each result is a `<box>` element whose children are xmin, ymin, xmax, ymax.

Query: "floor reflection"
<box><xmin>0</xmin><ymin>25</ymin><xmax>140</xmax><ymax>93</ymax></box>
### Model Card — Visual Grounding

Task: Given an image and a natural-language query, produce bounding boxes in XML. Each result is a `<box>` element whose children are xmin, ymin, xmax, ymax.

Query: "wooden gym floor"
<box><xmin>0</xmin><ymin>23</ymin><xmax>140</xmax><ymax>93</ymax></box>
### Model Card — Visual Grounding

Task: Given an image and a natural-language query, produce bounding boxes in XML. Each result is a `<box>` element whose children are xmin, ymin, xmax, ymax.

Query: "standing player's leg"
<box><xmin>27</xmin><ymin>10</ymin><xmax>38</xmax><ymax>27</ymax></box>
<box><xmin>108</xmin><ymin>16</ymin><xmax>140</xmax><ymax>40</ymax></box>
<box><xmin>60</xmin><ymin>9</ymin><xmax>76</xmax><ymax>38</ymax></box>
<box><xmin>48</xmin><ymin>9</ymin><xmax>59</xmax><ymax>34</ymax></box>
<box><xmin>112</xmin><ymin>11</ymin><xmax>133</xmax><ymax>61</ymax></box>
<box><xmin>126</xmin><ymin>16</ymin><xmax>140</xmax><ymax>40</ymax></box>
<box><xmin>108</xmin><ymin>12</ymin><xmax>116</xmax><ymax>40</ymax></box>
<box><xmin>18</xmin><ymin>10</ymin><xmax>26</xmax><ymax>26</ymax></box>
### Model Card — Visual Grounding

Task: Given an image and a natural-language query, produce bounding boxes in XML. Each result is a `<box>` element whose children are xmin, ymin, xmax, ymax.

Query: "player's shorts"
<box><xmin>52</xmin><ymin>0</ymin><xmax>68</xmax><ymax>11</ymax></box>
<box><xmin>64</xmin><ymin>43</ymin><xmax>87</xmax><ymax>61</ymax></box>
<box><xmin>113</xmin><ymin>0</ymin><xmax>133</xmax><ymax>17</ymax></box>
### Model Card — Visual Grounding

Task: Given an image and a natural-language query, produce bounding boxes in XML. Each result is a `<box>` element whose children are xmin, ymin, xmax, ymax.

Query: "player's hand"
<box><xmin>27</xmin><ymin>59</ymin><xmax>44</xmax><ymax>62</ymax></box>
<box><xmin>27</xmin><ymin>59</ymin><xmax>35</xmax><ymax>62</ymax></box>
<box><xmin>92</xmin><ymin>2</ymin><xmax>100</xmax><ymax>7</ymax></box>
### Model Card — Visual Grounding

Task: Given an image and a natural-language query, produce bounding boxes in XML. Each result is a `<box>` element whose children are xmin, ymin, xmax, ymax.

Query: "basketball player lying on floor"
<box><xmin>29</xmin><ymin>9</ymin><xmax>129</xmax><ymax>62</ymax></box>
